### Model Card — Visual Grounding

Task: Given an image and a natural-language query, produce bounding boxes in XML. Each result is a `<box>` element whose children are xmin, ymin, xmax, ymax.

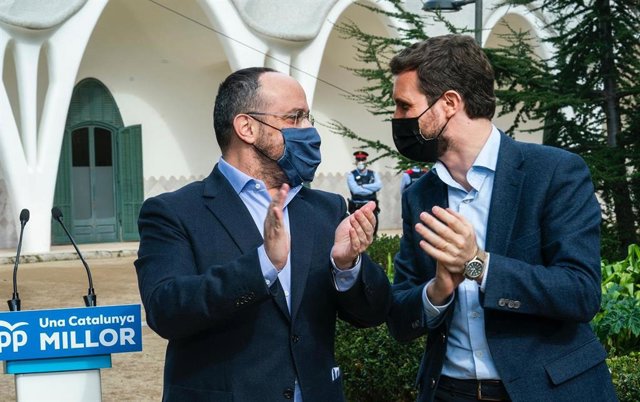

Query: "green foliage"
<box><xmin>592</xmin><ymin>244</ymin><xmax>640</xmax><ymax>355</ymax></box>
<box><xmin>364</xmin><ymin>233</ymin><xmax>401</xmax><ymax>280</ymax></box>
<box><xmin>337</xmin><ymin>234</ymin><xmax>422</xmax><ymax>402</ymax></box>
<box><xmin>335</xmin><ymin>320</ymin><xmax>422</xmax><ymax>402</ymax></box>
<box><xmin>607</xmin><ymin>352</ymin><xmax>640</xmax><ymax>402</ymax></box>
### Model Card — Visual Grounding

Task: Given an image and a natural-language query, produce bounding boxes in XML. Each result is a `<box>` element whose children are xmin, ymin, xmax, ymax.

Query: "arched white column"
<box><xmin>197</xmin><ymin>0</ymin><xmax>406</xmax><ymax>109</ymax></box>
<box><xmin>0</xmin><ymin>0</ymin><xmax>108</xmax><ymax>253</ymax></box>
<box><xmin>484</xmin><ymin>4</ymin><xmax>554</xmax><ymax>59</ymax></box>
<box><xmin>196</xmin><ymin>0</ymin><xmax>267</xmax><ymax>71</ymax></box>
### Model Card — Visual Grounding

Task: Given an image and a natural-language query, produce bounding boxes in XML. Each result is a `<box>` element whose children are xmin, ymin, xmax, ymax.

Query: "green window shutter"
<box><xmin>52</xmin><ymin>132</ymin><xmax>72</xmax><ymax>244</ymax></box>
<box><xmin>116</xmin><ymin>125</ymin><xmax>143</xmax><ymax>241</ymax></box>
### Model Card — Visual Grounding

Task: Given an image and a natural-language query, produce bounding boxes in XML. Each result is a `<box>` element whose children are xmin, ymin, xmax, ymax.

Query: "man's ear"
<box><xmin>442</xmin><ymin>90</ymin><xmax>463</xmax><ymax>116</ymax></box>
<box><xmin>233</xmin><ymin>114</ymin><xmax>258</xmax><ymax>145</ymax></box>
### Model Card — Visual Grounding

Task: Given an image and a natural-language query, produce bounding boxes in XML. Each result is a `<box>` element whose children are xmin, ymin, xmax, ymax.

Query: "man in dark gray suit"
<box><xmin>387</xmin><ymin>35</ymin><xmax>617</xmax><ymax>402</ymax></box>
<box><xmin>135</xmin><ymin>67</ymin><xmax>391</xmax><ymax>402</ymax></box>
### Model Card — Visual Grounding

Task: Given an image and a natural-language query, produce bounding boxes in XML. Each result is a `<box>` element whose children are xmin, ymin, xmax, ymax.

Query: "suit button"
<box><xmin>291</xmin><ymin>335</ymin><xmax>299</xmax><ymax>344</ymax></box>
<box><xmin>513</xmin><ymin>300</ymin><xmax>521</xmax><ymax>309</ymax></box>
<box><xmin>441</xmin><ymin>333</ymin><xmax>446</xmax><ymax>343</ymax></box>
<box><xmin>283</xmin><ymin>388</ymin><xmax>294</xmax><ymax>399</ymax></box>
<box><xmin>507</xmin><ymin>300</ymin><xmax>515</xmax><ymax>308</ymax></box>
<box><xmin>411</xmin><ymin>319</ymin><xmax>421</xmax><ymax>329</ymax></box>
<box><xmin>430</xmin><ymin>378</ymin><xmax>436</xmax><ymax>388</ymax></box>
<box><xmin>498</xmin><ymin>298</ymin><xmax>507</xmax><ymax>307</ymax></box>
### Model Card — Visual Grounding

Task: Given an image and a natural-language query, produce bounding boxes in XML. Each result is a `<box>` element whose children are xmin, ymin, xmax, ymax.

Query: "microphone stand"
<box><xmin>52</xmin><ymin>209</ymin><xmax>97</xmax><ymax>307</ymax></box>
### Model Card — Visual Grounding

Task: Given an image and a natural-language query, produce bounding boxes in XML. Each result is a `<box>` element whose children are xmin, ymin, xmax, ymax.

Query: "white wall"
<box><xmin>79</xmin><ymin>0</ymin><xmax>230</xmax><ymax>182</ymax></box>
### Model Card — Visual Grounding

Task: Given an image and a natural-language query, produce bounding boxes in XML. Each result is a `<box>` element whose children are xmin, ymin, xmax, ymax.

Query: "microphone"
<box><xmin>51</xmin><ymin>207</ymin><xmax>97</xmax><ymax>307</ymax></box>
<box><xmin>7</xmin><ymin>209</ymin><xmax>29</xmax><ymax>311</ymax></box>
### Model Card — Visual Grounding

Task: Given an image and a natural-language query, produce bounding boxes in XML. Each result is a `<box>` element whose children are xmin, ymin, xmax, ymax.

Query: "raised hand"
<box><xmin>264</xmin><ymin>183</ymin><xmax>290</xmax><ymax>270</ymax></box>
<box><xmin>331</xmin><ymin>201</ymin><xmax>376</xmax><ymax>270</ymax></box>
<box><xmin>416</xmin><ymin>206</ymin><xmax>478</xmax><ymax>303</ymax></box>
<box><xmin>415</xmin><ymin>206</ymin><xmax>478</xmax><ymax>273</ymax></box>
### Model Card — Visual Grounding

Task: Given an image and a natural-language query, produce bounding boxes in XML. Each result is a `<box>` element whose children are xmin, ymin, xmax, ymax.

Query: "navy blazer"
<box><xmin>135</xmin><ymin>165</ymin><xmax>391</xmax><ymax>402</ymax></box>
<box><xmin>387</xmin><ymin>134</ymin><xmax>617</xmax><ymax>402</ymax></box>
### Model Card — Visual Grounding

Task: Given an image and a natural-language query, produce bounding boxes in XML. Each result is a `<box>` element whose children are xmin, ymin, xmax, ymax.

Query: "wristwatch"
<box><xmin>463</xmin><ymin>248</ymin><xmax>487</xmax><ymax>280</ymax></box>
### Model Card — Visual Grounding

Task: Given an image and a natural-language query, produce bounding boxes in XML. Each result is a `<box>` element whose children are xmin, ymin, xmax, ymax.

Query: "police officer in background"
<box><xmin>400</xmin><ymin>165</ymin><xmax>429</xmax><ymax>194</ymax></box>
<box><xmin>347</xmin><ymin>151</ymin><xmax>383</xmax><ymax>236</ymax></box>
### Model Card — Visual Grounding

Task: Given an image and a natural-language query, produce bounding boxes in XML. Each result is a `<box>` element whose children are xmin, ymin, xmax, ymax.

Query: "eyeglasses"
<box><xmin>245</xmin><ymin>110</ymin><xmax>315</xmax><ymax>127</ymax></box>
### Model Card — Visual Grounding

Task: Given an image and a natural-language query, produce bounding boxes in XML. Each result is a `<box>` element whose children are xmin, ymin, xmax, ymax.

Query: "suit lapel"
<box><xmin>202</xmin><ymin>165</ymin><xmax>263</xmax><ymax>253</ymax></box>
<box><xmin>203</xmin><ymin>165</ymin><xmax>291</xmax><ymax>320</ymax></box>
<box><xmin>485</xmin><ymin>134</ymin><xmax>525</xmax><ymax>254</ymax></box>
<box><xmin>287</xmin><ymin>190</ymin><xmax>314</xmax><ymax>322</ymax></box>
<box><xmin>420</xmin><ymin>171</ymin><xmax>449</xmax><ymax>211</ymax></box>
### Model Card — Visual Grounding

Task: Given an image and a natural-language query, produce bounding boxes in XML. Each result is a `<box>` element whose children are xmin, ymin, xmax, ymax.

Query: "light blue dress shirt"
<box><xmin>217</xmin><ymin>157</ymin><xmax>360</xmax><ymax>401</ymax></box>
<box><xmin>422</xmin><ymin>126</ymin><xmax>501</xmax><ymax>380</ymax></box>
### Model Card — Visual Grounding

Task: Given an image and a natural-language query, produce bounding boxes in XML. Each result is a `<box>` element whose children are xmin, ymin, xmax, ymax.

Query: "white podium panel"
<box><xmin>16</xmin><ymin>369</ymin><xmax>102</xmax><ymax>402</ymax></box>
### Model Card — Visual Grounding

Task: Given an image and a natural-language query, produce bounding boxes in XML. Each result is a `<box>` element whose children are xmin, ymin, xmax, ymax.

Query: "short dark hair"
<box><xmin>390</xmin><ymin>34</ymin><xmax>496</xmax><ymax>119</ymax></box>
<box><xmin>213</xmin><ymin>67</ymin><xmax>277</xmax><ymax>152</ymax></box>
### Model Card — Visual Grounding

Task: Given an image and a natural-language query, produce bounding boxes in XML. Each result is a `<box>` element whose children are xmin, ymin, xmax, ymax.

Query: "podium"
<box><xmin>0</xmin><ymin>304</ymin><xmax>143</xmax><ymax>402</ymax></box>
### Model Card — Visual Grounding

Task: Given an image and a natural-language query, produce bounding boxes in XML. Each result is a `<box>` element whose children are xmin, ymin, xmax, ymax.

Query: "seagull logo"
<box><xmin>0</xmin><ymin>320</ymin><xmax>28</xmax><ymax>331</ymax></box>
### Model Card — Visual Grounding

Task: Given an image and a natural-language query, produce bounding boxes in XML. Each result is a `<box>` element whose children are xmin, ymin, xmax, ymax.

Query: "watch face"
<box><xmin>465</xmin><ymin>260</ymin><xmax>483</xmax><ymax>278</ymax></box>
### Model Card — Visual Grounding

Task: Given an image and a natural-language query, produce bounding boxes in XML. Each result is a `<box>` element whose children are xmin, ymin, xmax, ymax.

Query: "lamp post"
<box><xmin>422</xmin><ymin>0</ymin><xmax>483</xmax><ymax>46</ymax></box>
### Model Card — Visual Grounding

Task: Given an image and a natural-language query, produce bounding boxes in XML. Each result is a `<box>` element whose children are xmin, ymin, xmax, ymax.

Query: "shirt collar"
<box><xmin>433</xmin><ymin>125</ymin><xmax>501</xmax><ymax>190</ymax></box>
<box><xmin>472</xmin><ymin>125</ymin><xmax>501</xmax><ymax>172</ymax></box>
<box><xmin>217</xmin><ymin>157</ymin><xmax>256</xmax><ymax>194</ymax></box>
<box><xmin>217</xmin><ymin>157</ymin><xmax>302</xmax><ymax>200</ymax></box>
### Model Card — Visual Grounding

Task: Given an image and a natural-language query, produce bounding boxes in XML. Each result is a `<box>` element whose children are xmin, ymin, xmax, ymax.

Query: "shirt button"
<box><xmin>475</xmin><ymin>351</ymin><xmax>483</xmax><ymax>358</ymax></box>
<box><xmin>284</xmin><ymin>291</ymin><xmax>290</xmax><ymax>297</ymax></box>
<box><xmin>471</xmin><ymin>312</ymin><xmax>480</xmax><ymax>318</ymax></box>
<box><xmin>265</xmin><ymin>279</ymin><xmax>271</xmax><ymax>286</ymax></box>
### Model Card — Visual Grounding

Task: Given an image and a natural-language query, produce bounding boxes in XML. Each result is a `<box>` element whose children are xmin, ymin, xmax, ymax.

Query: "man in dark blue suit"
<box><xmin>387</xmin><ymin>35</ymin><xmax>617</xmax><ymax>402</ymax></box>
<box><xmin>135</xmin><ymin>67</ymin><xmax>391</xmax><ymax>402</ymax></box>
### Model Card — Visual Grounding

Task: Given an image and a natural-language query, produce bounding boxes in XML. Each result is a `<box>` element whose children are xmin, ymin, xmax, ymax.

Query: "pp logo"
<box><xmin>0</xmin><ymin>320</ymin><xmax>28</xmax><ymax>353</ymax></box>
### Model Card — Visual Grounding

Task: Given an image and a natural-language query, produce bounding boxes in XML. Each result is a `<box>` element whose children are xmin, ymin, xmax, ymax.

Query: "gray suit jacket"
<box><xmin>387</xmin><ymin>134</ymin><xmax>617</xmax><ymax>402</ymax></box>
<box><xmin>135</xmin><ymin>165</ymin><xmax>391</xmax><ymax>402</ymax></box>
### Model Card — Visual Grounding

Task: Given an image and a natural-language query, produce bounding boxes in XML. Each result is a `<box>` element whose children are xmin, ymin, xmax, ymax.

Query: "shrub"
<box><xmin>335</xmin><ymin>234</ymin><xmax>421</xmax><ymax>402</ymax></box>
<box><xmin>607</xmin><ymin>352</ymin><xmax>640</xmax><ymax>402</ymax></box>
<box><xmin>592</xmin><ymin>244</ymin><xmax>640</xmax><ymax>355</ymax></box>
<box><xmin>335</xmin><ymin>320</ymin><xmax>422</xmax><ymax>402</ymax></box>
<box><xmin>367</xmin><ymin>234</ymin><xmax>401</xmax><ymax>280</ymax></box>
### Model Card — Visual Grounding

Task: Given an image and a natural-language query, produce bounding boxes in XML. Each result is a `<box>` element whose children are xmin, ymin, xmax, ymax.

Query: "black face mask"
<box><xmin>391</xmin><ymin>96</ymin><xmax>446</xmax><ymax>163</ymax></box>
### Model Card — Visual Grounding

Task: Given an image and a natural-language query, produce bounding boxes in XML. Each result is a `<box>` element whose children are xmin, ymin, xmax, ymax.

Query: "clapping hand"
<box><xmin>331</xmin><ymin>201</ymin><xmax>377</xmax><ymax>270</ymax></box>
<box><xmin>264</xmin><ymin>183</ymin><xmax>290</xmax><ymax>271</ymax></box>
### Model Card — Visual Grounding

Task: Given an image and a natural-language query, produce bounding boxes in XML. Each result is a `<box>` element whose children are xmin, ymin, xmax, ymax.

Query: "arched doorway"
<box><xmin>53</xmin><ymin>78</ymin><xmax>143</xmax><ymax>244</ymax></box>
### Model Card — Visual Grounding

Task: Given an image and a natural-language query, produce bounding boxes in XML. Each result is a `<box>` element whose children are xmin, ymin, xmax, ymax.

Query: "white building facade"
<box><xmin>0</xmin><ymin>0</ymin><xmax>551</xmax><ymax>252</ymax></box>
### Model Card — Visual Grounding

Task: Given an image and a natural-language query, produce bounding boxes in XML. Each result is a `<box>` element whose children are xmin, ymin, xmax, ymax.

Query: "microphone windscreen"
<box><xmin>51</xmin><ymin>207</ymin><xmax>63</xmax><ymax>220</ymax></box>
<box><xmin>19</xmin><ymin>209</ymin><xmax>30</xmax><ymax>223</ymax></box>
